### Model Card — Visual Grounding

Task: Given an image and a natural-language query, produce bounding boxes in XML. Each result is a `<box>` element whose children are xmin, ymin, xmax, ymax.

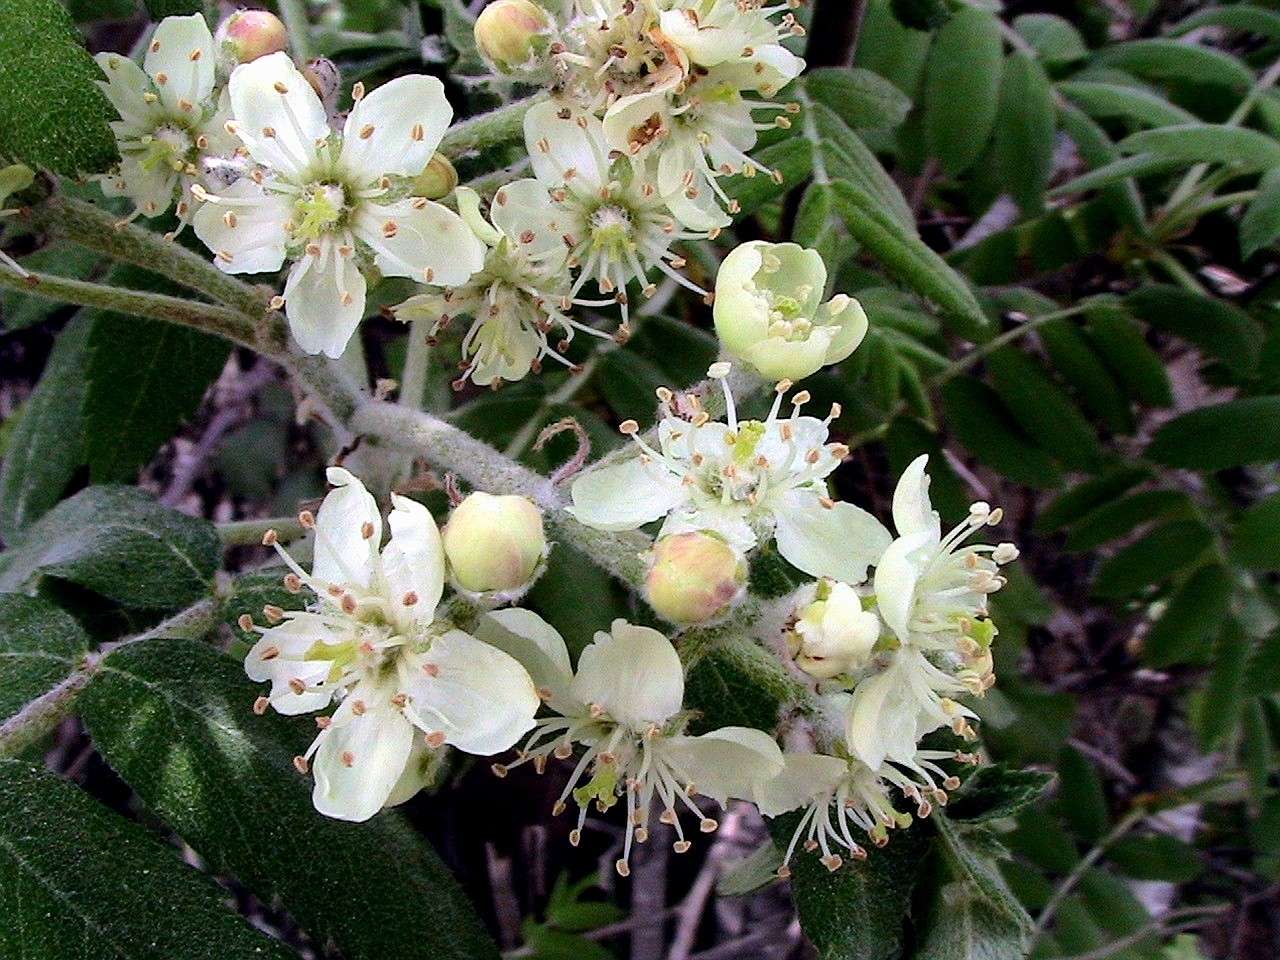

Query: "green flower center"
<box><xmin>588</xmin><ymin>203</ymin><xmax>636</xmax><ymax>256</ymax></box>
<box><xmin>294</xmin><ymin>181</ymin><xmax>347</xmax><ymax>241</ymax></box>
<box><xmin>139</xmin><ymin>124</ymin><xmax>194</xmax><ymax>173</ymax></box>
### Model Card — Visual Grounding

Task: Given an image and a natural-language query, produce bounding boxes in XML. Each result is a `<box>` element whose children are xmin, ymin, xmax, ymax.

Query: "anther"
<box><xmin>237</xmin><ymin>614</ymin><xmax>255</xmax><ymax>632</ymax></box>
<box><xmin>293</xmin><ymin>755</ymin><xmax>309</xmax><ymax>773</ymax></box>
<box><xmin>253</xmin><ymin>696</ymin><xmax>270</xmax><ymax>715</ymax></box>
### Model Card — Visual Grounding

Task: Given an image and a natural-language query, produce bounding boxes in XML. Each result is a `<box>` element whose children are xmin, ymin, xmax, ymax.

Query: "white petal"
<box><xmin>101</xmin><ymin>154</ymin><xmax>176</xmax><ymax>218</ymax></box>
<box><xmin>872</xmin><ymin>530</ymin><xmax>933</xmax><ymax>640</ymax></box>
<box><xmin>402</xmin><ymin>630</ymin><xmax>538</xmax><ymax>755</ymax></box>
<box><xmin>662</xmin><ymin>727</ymin><xmax>784</xmax><ymax>804</ymax></box>
<box><xmin>381</xmin><ymin>493</ymin><xmax>445</xmax><ymax>618</ymax></box>
<box><xmin>491</xmin><ymin>178</ymin><xmax>566</xmax><ymax>263</ymax></box>
<box><xmin>772</xmin><ymin>491</ymin><xmax>891</xmax><ymax>583</ymax></box>
<box><xmin>472</xmin><ymin>609</ymin><xmax>575</xmax><ymax>715</ymax></box>
<box><xmin>845</xmin><ymin>659</ymin><xmax>919</xmax><ymax>770</ymax></box>
<box><xmin>282</xmin><ymin>238</ymin><xmax>367</xmax><ymax>358</ymax></box>
<box><xmin>383</xmin><ymin>735</ymin><xmax>440</xmax><ymax>808</ymax></box>
<box><xmin>338</xmin><ymin>74</ymin><xmax>450</xmax><ymax>180</ymax></box>
<box><xmin>311</xmin><ymin>466</ymin><xmax>381</xmax><ymax>591</ymax></box>
<box><xmin>750</xmin><ymin>753</ymin><xmax>848</xmax><ymax>817</ymax></box>
<box><xmin>571</xmin><ymin>620</ymin><xmax>683</xmax><ymax>729</ymax></box>
<box><xmin>891</xmin><ymin>454</ymin><xmax>940</xmax><ymax>541</ymax></box>
<box><xmin>228</xmin><ymin>52</ymin><xmax>327</xmax><ymax>176</ymax></box>
<box><xmin>312</xmin><ymin>695</ymin><xmax>416</xmax><ymax>821</ymax></box>
<box><xmin>657</xmin><ymin>506</ymin><xmax>758</xmax><ymax>555</ymax></box>
<box><xmin>94</xmin><ymin>53</ymin><xmax>161</xmax><ymax>131</ymax></box>
<box><xmin>712</xmin><ymin>241</ymin><xmax>768</xmax><ymax>356</ymax></box>
<box><xmin>524</xmin><ymin>100</ymin><xmax>608</xmax><ymax>189</ymax></box>
<box><xmin>246</xmin><ymin>619</ymin><xmax>337</xmax><ymax>714</ymax></box>
<box><xmin>144</xmin><ymin>14</ymin><xmax>215</xmax><ymax>114</ymax></box>
<box><xmin>352</xmin><ymin>198</ymin><xmax>485</xmax><ymax>287</ymax></box>
<box><xmin>567</xmin><ymin>457</ymin><xmax>687</xmax><ymax>531</ymax></box>
<box><xmin>191</xmin><ymin>178</ymin><xmax>291</xmax><ymax>275</ymax></box>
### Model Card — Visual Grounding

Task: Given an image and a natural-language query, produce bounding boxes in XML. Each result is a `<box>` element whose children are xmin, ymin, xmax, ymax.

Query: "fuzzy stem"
<box><xmin>32</xmin><ymin>195</ymin><xmax>275</xmax><ymax>322</ymax></box>
<box><xmin>440</xmin><ymin>93</ymin><xmax>548</xmax><ymax>157</ymax></box>
<box><xmin>0</xmin><ymin>267</ymin><xmax>259</xmax><ymax>346</ymax></box>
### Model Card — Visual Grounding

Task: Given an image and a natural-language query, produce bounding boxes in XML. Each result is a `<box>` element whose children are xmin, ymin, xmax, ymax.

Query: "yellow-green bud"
<box><xmin>216</xmin><ymin>9</ymin><xmax>288</xmax><ymax>64</ymax></box>
<box><xmin>792</xmin><ymin>581</ymin><xmax>880</xmax><ymax>680</ymax></box>
<box><xmin>474</xmin><ymin>0</ymin><xmax>549</xmax><ymax>71</ymax></box>
<box><xmin>412</xmin><ymin>153</ymin><xmax>459</xmax><ymax>200</ymax></box>
<box><xmin>442</xmin><ymin>492</ymin><xmax>546</xmax><ymax>593</ymax></box>
<box><xmin>645</xmin><ymin>533</ymin><xmax>746</xmax><ymax>624</ymax></box>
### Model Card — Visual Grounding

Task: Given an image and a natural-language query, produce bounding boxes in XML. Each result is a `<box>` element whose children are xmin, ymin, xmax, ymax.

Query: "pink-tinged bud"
<box><xmin>645</xmin><ymin>533</ymin><xmax>746</xmax><ymax>624</ymax></box>
<box><xmin>443</xmin><ymin>492</ymin><xmax>546</xmax><ymax>593</ymax></box>
<box><xmin>412</xmin><ymin>153</ymin><xmax>458</xmax><ymax>200</ymax></box>
<box><xmin>474</xmin><ymin>0</ymin><xmax>549</xmax><ymax>71</ymax></box>
<box><xmin>216</xmin><ymin>10</ymin><xmax>289</xmax><ymax>64</ymax></box>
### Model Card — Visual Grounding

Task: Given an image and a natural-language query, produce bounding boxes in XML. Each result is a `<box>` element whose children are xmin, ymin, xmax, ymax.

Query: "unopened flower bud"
<box><xmin>645</xmin><ymin>532</ymin><xmax>746</xmax><ymax>624</ymax></box>
<box><xmin>443</xmin><ymin>492</ymin><xmax>546</xmax><ymax>594</ymax></box>
<box><xmin>412</xmin><ymin>153</ymin><xmax>458</xmax><ymax>200</ymax></box>
<box><xmin>474</xmin><ymin>0</ymin><xmax>549</xmax><ymax>72</ymax></box>
<box><xmin>792</xmin><ymin>581</ymin><xmax>880</xmax><ymax>679</ymax></box>
<box><xmin>302</xmin><ymin>57</ymin><xmax>341</xmax><ymax>109</ymax></box>
<box><xmin>714</xmin><ymin>241</ymin><xmax>868</xmax><ymax>383</ymax></box>
<box><xmin>216</xmin><ymin>9</ymin><xmax>289</xmax><ymax>64</ymax></box>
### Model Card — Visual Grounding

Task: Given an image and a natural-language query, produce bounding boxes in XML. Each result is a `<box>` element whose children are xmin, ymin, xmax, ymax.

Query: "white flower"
<box><xmin>192</xmin><ymin>53</ymin><xmax>486</xmax><ymax>358</ymax></box>
<box><xmin>392</xmin><ymin>184</ymin><xmax>605</xmax><ymax>386</ymax></box>
<box><xmin>790</xmin><ymin>579</ymin><xmax>881</xmax><ymax>680</ymax></box>
<box><xmin>548</xmin><ymin>0</ymin><xmax>805</xmax><ymax>223</ymax></box>
<box><xmin>569</xmin><ymin>367</ymin><xmax>891</xmax><ymax>582</ymax></box>
<box><xmin>94</xmin><ymin>15</ymin><xmax>234</xmax><ymax>225</ymax></box>
<box><xmin>244</xmin><ymin>467</ymin><xmax>539</xmax><ymax>821</ymax></box>
<box><xmin>844</xmin><ymin>646</ymin><xmax>976</xmax><ymax>770</ymax></box>
<box><xmin>520</xmin><ymin>101</ymin><xmax>721</xmax><ymax>323</ymax></box>
<box><xmin>714</xmin><ymin>241</ymin><xmax>868</xmax><ymax>382</ymax></box>
<box><xmin>873</xmin><ymin>455</ymin><xmax>1018</xmax><ymax>650</ymax></box>
<box><xmin>485</xmin><ymin>615</ymin><xmax>784</xmax><ymax>875</ymax></box>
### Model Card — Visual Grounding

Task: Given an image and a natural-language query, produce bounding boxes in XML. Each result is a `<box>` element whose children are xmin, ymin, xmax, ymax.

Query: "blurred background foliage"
<box><xmin>2</xmin><ymin>0</ymin><xmax>1280</xmax><ymax>958</ymax></box>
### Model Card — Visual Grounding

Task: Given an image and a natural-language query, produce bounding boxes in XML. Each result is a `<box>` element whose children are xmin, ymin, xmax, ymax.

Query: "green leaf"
<box><xmin>923</xmin><ymin>7</ymin><xmax>1004</xmax><ymax>175</ymax></box>
<box><xmin>1107</xmin><ymin>835</ymin><xmax>1203</xmax><ymax>882</ymax></box>
<box><xmin>1050</xmin><ymin>153</ymin><xmax>1184</xmax><ymax>197</ymax></box>
<box><xmin>1064</xmin><ymin>490</ymin><xmax>1192</xmax><ymax>553</ymax></box>
<box><xmin>1037</xmin><ymin>319</ymin><xmax>1135</xmax><ymax>434</ymax></box>
<box><xmin>0</xmin><ymin>593</ymin><xmax>88</xmax><ymax>725</ymax></box>
<box><xmin>1126</xmin><ymin>286</ymin><xmax>1261</xmax><ymax>375</ymax></box>
<box><xmin>1092</xmin><ymin>520</ymin><xmax>1214</xmax><ymax>599</ymax></box>
<box><xmin>1092</xmin><ymin>40</ymin><xmax>1254</xmax><ymax>94</ymax></box>
<box><xmin>1241</xmin><ymin>168</ymin><xmax>1280</xmax><ymax>258</ymax></box>
<box><xmin>776</xmin><ymin>818</ymin><xmax>931</xmax><ymax>960</ymax></box>
<box><xmin>0</xmin><ymin>313</ymin><xmax>91</xmax><ymax>538</ymax></box>
<box><xmin>1117</xmin><ymin>124</ymin><xmax>1280</xmax><ymax>174</ymax></box>
<box><xmin>812</xmin><ymin>102</ymin><xmax>914</xmax><ymax>230</ymax></box>
<box><xmin>0</xmin><ymin>759</ymin><xmax>297</xmax><ymax>959</ymax></box>
<box><xmin>1170</xmin><ymin>5</ymin><xmax>1280</xmax><ymax>42</ymax></box>
<box><xmin>81</xmin><ymin>639</ymin><xmax>501</xmax><ymax>960</ymax></box>
<box><xmin>596</xmin><ymin>349</ymin><xmax>669</xmax><ymax>428</ymax></box>
<box><xmin>889</xmin><ymin>0</ymin><xmax>949</xmax><ymax>32</ymax></box>
<box><xmin>985</xmin><ymin>347</ymin><xmax>1101</xmax><ymax>469</ymax></box>
<box><xmin>807</xmin><ymin>67</ymin><xmax>912</xmax><ymax>131</ymax></box>
<box><xmin>1146</xmin><ymin>398</ymin><xmax>1280</xmax><ymax>470</ymax></box>
<box><xmin>993</xmin><ymin>52</ymin><xmax>1056</xmax><ymax>211</ymax></box>
<box><xmin>0</xmin><ymin>0</ymin><xmax>117</xmax><ymax>174</ymax></box>
<box><xmin>1036</xmin><ymin>467</ymin><xmax>1149</xmax><ymax>534</ymax></box>
<box><xmin>1143</xmin><ymin>564</ymin><xmax>1233</xmax><ymax>667</ymax></box>
<box><xmin>1012</xmin><ymin>14</ymin><xmax>1087</xmax><ymax>64</ymax></box>
<box><xmin>1083</xmin><ymin>306</ymin><xmax>1172</xmax><ymax>407</ymax></box>
<box><xmin>84</xmin><ymin>312</ymin><xmax>231</xmax><ymax>483</ymax></box>
<box><xmin>858</xmin><ymin>0</ymin><xmax>933</xmax><ymax>100</ymax></box>
<box><xmin>1055</xmin><ymin>747</ymin><xmax>1109</xmax><ymax>843</ymax></box>
<box><xmin>915</xmin><ymin>818</ymin><xmax>1032</xmax><ymax>960</ymax></box>
<box><xmin>723</xmin><ymin>137</ymin><xmax>813</xmax><ymax>216</ymax></box>
<box><xmin>1233</xmin><ymin>492</ymin><xmax>1280</xmax><ymax>569</ymax></box>
<box><xmin>0</xmin><ymin>485</ymin><xmax>219</xmax><ymax>610</ymax></box>
<box><xmin>1243</xmin><ymin>630</ymin><xmax>1280</xmax><ymax>695</ymax></box>
<box><xmin>1192</xmin><ymin>620</ymin><xmax>1249</xmax><ymax>749</ymax></box>
<box><xmin>1056</xmin><ymin>104</ymin><xmax>1147</xmax><ymax>232</ymax></box>
<box><xmin>940</xmin><ymin>376</ymin><xmax>1063</xmax><ymax>489</ymax></box>
<box><xmin>684</xmin><ymin>641</ymin><xmax>790</xmax><ymax>735</ymax></box>
<box><xmin>1057</xmin><ymin>81</ymin><xmax>1199</xmax><ymax>130</ymax></box>
<box><xmin>830</xmin><ymin>181</ymin><xmax>987</xmax><ymax>335</ymax></box>
<box><xmin>946</xmin><ymin>765</ymin><xmax>1053</xmax><ymax>824</ymax></box>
